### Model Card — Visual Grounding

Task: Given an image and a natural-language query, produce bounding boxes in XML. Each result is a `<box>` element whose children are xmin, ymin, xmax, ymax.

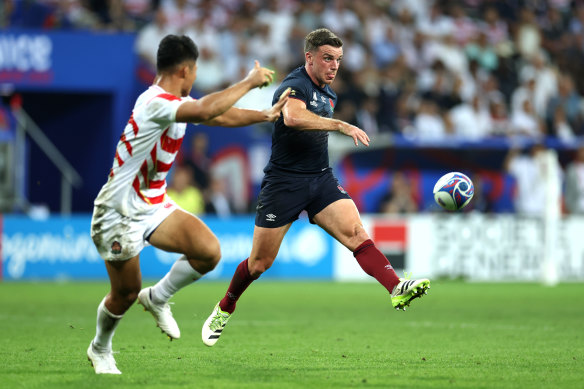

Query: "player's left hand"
<box><xmin>339</xmin><ymin>123</ymin><xmax>370</xmax><ymax>146</ymax></box>
<box><xmin>263</xmin><ymin>87</ymin><xmax>291</xmax><ymax>122</ymax></box>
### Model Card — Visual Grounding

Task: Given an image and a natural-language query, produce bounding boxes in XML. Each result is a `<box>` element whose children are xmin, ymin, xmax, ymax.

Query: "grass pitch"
<box><xmin>0</xmin><ymin>280</ymin><xmax>582</xmax><ymax>388</ymax></box>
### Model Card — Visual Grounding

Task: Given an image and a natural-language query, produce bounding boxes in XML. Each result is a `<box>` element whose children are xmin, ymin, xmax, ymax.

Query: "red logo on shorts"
<box><xmin>111</xmin><ymin>241</ymin><xmax>122</xmax><ymax>255</ymax></box>
<box><xmin>164</xmin><ymin>202</ymin><xmax>172</xmax><ymax>208</ymax></box>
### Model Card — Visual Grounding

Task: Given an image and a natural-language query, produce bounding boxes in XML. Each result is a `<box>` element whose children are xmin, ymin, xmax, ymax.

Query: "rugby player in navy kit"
<box><xmin>202</xmin><ymin>28</ymin><xmax>430</xmax><ymax>346</ymax></box>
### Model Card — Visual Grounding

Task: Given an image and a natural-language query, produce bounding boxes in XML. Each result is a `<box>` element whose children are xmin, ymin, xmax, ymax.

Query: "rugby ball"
<box><xmin>433</xmin><ymin>172</ymin><xmax>474</xmax><ymax>211</ymax></box>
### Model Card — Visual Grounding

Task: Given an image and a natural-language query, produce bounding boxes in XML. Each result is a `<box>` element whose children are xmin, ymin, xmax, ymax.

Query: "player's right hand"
<box><xmin>339</xmin><ymin>123</ymin><xmax>370</xmax><ymax>147</ymax></box>
<box><xmin>245</xmin><ymin>60</ymin><xmax>274</xmax><ymax>89</ymax></box>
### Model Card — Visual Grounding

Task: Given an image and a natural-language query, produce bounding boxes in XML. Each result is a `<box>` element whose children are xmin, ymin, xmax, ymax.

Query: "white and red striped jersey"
<box><xmin>94</xmin><ymin>85</ymin><xmax>191</xmax><ymax>216</ymax></box>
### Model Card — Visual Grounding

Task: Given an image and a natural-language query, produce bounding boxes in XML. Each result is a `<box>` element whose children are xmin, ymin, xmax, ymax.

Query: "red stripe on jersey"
<box><xmin>109</xmin><ymin>168</ymin><xmax>114</xmax><ymax>178</ymax></box>
<box><xmin>156</xmin><ymin>160</ymin><xmax>172</xmax><ymax>172</ymax></box>
<box><xmin>132</xmin><ymin>177</ymin><xmax>149</xmax><ymax>203</ymax></box>
<box><xmin>120</xmin><ymin>133</ymin><xmax>133</xmax><ymax>156</ymax></box>
<box><xmin>146</xmin><ymin>192</ymin><xmax>165</xmax><ymax>204</ymax></box>
<box><xmin>160</xmin><ymin>129</ymin><xmax>184</xmax><ymax>154</ymax></box>
<box><xmin>115</xmin><ymin>151</ymin><xmax>124</xmax><ymax>167</ymax></box>
<box><xmin>156</xmin><ymin>93</ymin><xmax>181</xmax><ymax>102</ymax></box>
<box><xmin>129</xmin><ymin>114</ymin><xmax>139</xmax><ymax>136</ymax></box>
<box><xmin>140</xmin><ymin>160</ymin><xmax>149</xmax><ymax>186</ymax></box>
<box><xmin>132</xmin><ymin>176</ymin><xmax>166</xmax><ymax>205</ymax></box>
<box><xmin>149</xmin><ymin>179</ymin><xmax>165</xmax><ymax>189</ymax></box>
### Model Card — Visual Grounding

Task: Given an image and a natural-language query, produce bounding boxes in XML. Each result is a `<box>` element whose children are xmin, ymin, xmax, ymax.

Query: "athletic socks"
<box><xmin>150</xmin><ymin>256</ymin><xmax>202</xmax><ymax>304</ymax></box>
<box><xmin>353</xmin><ymin>239</ymin><xmax>400</xmax><ymax>293</ymax></box>
<box><xmin>92</xmin><ymin>297</ymin><xmax>123</xmax><ymax>352</ymax></box>
<box><xmin>219</xmin><ymin>258</ymin><xmax>258</xmax><ymax>314</ymax></box>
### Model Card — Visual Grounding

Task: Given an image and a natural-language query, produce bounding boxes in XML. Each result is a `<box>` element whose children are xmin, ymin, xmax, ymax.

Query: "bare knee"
<box><xmin>188</xmin><ymin>236</ymin><xmax>221</xmax><ymax>274</ymax></box>
<box><xmin>109</xmin><ymin>285</ymin><xmax>140</xmax><ymax>313</ymax></box>
<box><xmin>349</xmin><ymin>224</ymin><xmax>370</xmax><ymax>251</ymax></box>
<box><xmin>248</xmin><ymin>256</ymin><xmax>274</xmax><ymax>277</ymax></box>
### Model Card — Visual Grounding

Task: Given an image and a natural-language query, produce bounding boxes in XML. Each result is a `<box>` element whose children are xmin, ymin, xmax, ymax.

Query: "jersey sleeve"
<box><xmin>145</xmin><ymin>94</ymin><xmax>188</xmax><ymax>126</ymax></box>
<box><xmin>282</xmin><ymin>77</ymin><xmax>311</xmax><ymax>105</ymax></box>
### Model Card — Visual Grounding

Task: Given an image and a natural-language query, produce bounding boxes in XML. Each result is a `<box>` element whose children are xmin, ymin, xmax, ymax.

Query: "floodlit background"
<box><xmin>1</xmin><ymin>1</ymin><xmax>584</xmax><ymax>285</ymax></box>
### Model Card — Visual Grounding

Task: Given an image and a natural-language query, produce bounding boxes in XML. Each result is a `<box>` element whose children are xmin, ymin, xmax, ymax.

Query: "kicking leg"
<box><xmin>313</xmin><ymin>199</ymin><xmax>429</xmax><ymax>310</ymax></box>
<box><xmin>202</xmin><ymin>223</ymin><xmax>290</xmax><ymax>346</ymax></box>
<box><xmin>138</xmin><ymin>209</ymin><xmax>221</xmax><ymax>339</ymax></box>
<box><xmin>88</xmin><ymin>256</ymin><xmax>141</xmax><ymax>374</ymax></box>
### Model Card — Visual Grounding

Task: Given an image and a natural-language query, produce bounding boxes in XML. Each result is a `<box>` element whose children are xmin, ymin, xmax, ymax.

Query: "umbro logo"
<box><xmin>266</xmin><ymin>213</ymin><xmax>277</xmax><ymax>222</ymax></box>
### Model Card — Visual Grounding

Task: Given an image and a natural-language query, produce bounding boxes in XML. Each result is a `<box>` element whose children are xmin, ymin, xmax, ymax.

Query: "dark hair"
<box><xmin>304</xmin><ymin>28</ymin><xmax>343</xmax><ymax>53</ymax></box>
<box><xmin>157</xmin><ymin>35</ymin><xmax>199</xmax><ymax>73</ymax></box>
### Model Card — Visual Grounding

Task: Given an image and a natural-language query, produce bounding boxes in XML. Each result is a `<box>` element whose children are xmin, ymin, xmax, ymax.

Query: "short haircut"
<box><xmin>157</xmin><ymin>35</ymin><xmax>199</xmax><ymax>73</ymax></box>
<box><xmin>304</xmin><ymin>28</ymin><xmax>343</xmax><ymax>53</ymax></box>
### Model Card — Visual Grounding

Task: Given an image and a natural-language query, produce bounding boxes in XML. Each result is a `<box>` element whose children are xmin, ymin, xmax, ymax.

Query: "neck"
<box><xmin>154</xmin><ymin>74</ymin><xmax>182</xmax><ymax>97</ymax></box>
<box><xmin>305</xmin><ymin>64</ymin><xmax>324</xmax><ymax>88</ymax></box>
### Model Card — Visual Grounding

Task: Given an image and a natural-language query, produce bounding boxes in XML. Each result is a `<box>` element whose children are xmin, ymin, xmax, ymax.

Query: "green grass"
<box><xmin>0</xmin><ymin>280</ymin><xmax>583</xmax><ymax>388</ymax></box>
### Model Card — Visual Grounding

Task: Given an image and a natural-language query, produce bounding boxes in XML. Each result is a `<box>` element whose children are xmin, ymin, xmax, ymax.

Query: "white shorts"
<box><xmin>90</xmin><ymin>199</ymin><xmax>180</xmax><ymax>261</ymax></box>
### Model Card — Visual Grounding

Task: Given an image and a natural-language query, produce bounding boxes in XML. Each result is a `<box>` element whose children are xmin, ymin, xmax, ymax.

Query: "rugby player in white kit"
<box><xmin>87</xmin><ymin>34</ymin><xmax>290</xmax><ymax>374</ymax></box>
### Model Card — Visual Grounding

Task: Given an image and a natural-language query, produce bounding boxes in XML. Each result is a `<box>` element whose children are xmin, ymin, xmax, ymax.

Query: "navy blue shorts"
<box><xmin>255</xmin><ymin>169</ymin><xmax>352</xmax><ymax>228</ymax></box>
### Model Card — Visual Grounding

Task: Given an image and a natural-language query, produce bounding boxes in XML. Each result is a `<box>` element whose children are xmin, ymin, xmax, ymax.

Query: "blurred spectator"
<box><xmin>449</xmin><ymin>95</ymin><xmax>492</xmax><ymax>139</ymax></box>
<box><xmin>465</xmin><ymin>31</ymin><xmax>499</xmax><ymax>72</ymax></box>
<box><xmin>355</xmin><ymin>96</ymin><xmax>379</xmax><ymax>136</ymax></box>
<box><xmin>135</xmin><ymin>8</ymin><xmax>173</xmax><ymax>72</ymax></box>
<box><xmin>378</xmin><ymin>172</ymin><xmax>419</xmax><ymax>214</ymax></box>
<box><xmin>184</xmin><ymin>132</ymin><xmax>211</xmax><ymax>192</ymax></box>
<box><xmin>321</xmin><ymin>0</ymin><xmax>361</xmax><ymax>37</ymax></box>
<box><xmin>488</xmin><ymin>94</ymin><xmax>510</xmax><ymax>136</ymax></box>
<box><xmin>479</xmin><ymin>6</ymin><xmax>510</xmax><ymax>48</ymax></box>
<box><xmin>514</xmin><ymin>7</ymin><xmax>542</xmax><ymax>61</ymax></box>
<box><xmin>551</xmin><ymin>106</ymin><xmax>575</xmax><ymax>142</ymax></box>
<box><xmin>509</xmin><ymin>98</ymin><xmax>545</xmax><ymax>139</ymax></box>
<box><xmin>166</xmin><ymin>165</ymin><xmax>205</xmax><ymax>215</ymax></box>
<box><xmin>417</xmin><ymin>2</ymin><xmax>454</xmax><ymax>41</ymax></box>
<box><xmin>161</xmin><ymin>0</ymin><xmax>198</xmax><ymax>32</ymax></box>
<box><xmin>450</xmin><ymin>3</ymin><xmax>478</xmax><ymax>47</ymax></box>
<box><xmin>519</xmin><ymin>51</ymin><xmax>558</xmax><ymax>119</ymax></box>
<box><xmin>504</xmin><ymin>144</ymin><xmax>548</xmax><ymax>216</ymax></box>
<box><xmin>413</xmin><ymin>98</ymin><xmax>448</xmax><ymax>140</ymax></box>
<box><xmin>547</xmin><ymin>74</ymin><xmax>583</xmax><ymax>135</ymax></box>
<box><xmin>564</xmin><ymin>145</ymin><xmax>584</xmax><ymax>214</ymax></box>
<box><xmin>204</xmin><ymin>176</ymin><xmax>232</xmax><ymax>217</ymax></box>
<box><xmin>192</xmin><ymin>46</ymin><xmax>225</xmax><ymax>93</ymax></box>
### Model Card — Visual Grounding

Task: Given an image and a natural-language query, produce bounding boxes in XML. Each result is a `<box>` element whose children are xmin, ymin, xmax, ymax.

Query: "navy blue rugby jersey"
<box><xmin>265</xmin><ymin>66</ymin><xmax>337</xmax><ymax>175</ymax></box>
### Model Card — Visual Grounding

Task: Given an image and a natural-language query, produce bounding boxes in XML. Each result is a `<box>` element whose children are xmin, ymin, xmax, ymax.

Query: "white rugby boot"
<box><xmin>137</xmin><ymin>287</ymin><xmax>180</xmax><ymax>340</ymax></box>
<box><xmin>87</xmin><ymin>342</ymin><xmax>121</xmax><ymax>375</ymax></box>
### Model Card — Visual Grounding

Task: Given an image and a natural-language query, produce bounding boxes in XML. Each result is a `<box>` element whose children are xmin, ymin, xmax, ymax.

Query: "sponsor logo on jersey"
<box><xmin>290</xmin><ymin>89</ymin><xmax>297</xmax><ymax>96</ymax></box>
<box><xmin>266</xmin><ymin>213</ymin><xmax>277</xmax><ymax>222</ymax></box>
<box><xmin>337</xmin><ymin>185</ymin><xmax>347</xmax><ymax>195</ymax></box>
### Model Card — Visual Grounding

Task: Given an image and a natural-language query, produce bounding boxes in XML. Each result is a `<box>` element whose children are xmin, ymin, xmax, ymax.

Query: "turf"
<box><xmin>0</xmin><ymin>280</ymin><xmax>582</xmax><ymax>388</ymax></box>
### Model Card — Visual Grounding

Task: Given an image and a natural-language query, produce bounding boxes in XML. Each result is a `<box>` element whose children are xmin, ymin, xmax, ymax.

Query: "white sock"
<box><xmin>92</xmin><ymin>297</ymin><xmax>123</xmax><ymax>352</ymax></box>
<box><xmin>151</xmin><ymin>256</ymin><xmax>202</xmax><ymax>304</ymax></box>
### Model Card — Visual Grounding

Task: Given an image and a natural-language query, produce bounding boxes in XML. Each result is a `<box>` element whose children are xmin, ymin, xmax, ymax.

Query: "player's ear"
<box><xmin>305</xmin><ymin>51</ymin><xmax>313</xmax><ymax>66</ymax></box>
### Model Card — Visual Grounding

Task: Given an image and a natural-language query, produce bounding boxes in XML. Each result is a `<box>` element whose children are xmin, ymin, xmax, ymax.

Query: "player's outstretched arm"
<box><xmin>203</xmin><ymin>88</ymin><xmax>291</xmax><ymax>127</ymax></box>
<box><xmin>283</xmin><ymin>98</ymin><xmax>370</xmax><ymax>146</ymax></box>
<box><xmin>176</xmin><ymin>61</ymin><xmax>274</xmax><ymax>124</ymax></box>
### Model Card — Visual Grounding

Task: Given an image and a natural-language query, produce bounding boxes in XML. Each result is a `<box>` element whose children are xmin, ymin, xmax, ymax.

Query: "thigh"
<box><xmin>148</xmin><ymin>209</ymin><xmax>219</xmax><ymax>259</ymax></box>
<box><xmin>312</xmin><ymin>199</ymin><xmax>370</xmax><ymax>251</ymax></box>
<box><xmin>250</xmin><ymin>224</ymin><xmax>292</xmax><ymax>262</ymax></box>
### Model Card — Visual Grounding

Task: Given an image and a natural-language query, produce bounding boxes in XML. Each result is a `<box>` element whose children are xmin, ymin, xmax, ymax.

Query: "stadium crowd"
<box><xmin>3</xmin><ymin>0</ymin><xmax>584</xmax><ymax>215</ymax></box>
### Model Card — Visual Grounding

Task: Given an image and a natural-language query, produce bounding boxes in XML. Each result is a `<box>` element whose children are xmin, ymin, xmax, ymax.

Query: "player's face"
<box><xmin>308</xmin><ymin>45</ymin><xmax>343</xmax><ymax>87</ymax></box>
<box><xmin>182</xmin><ymin>62</ymin><xmax>197</xmax><ymax>96</ymax></box>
